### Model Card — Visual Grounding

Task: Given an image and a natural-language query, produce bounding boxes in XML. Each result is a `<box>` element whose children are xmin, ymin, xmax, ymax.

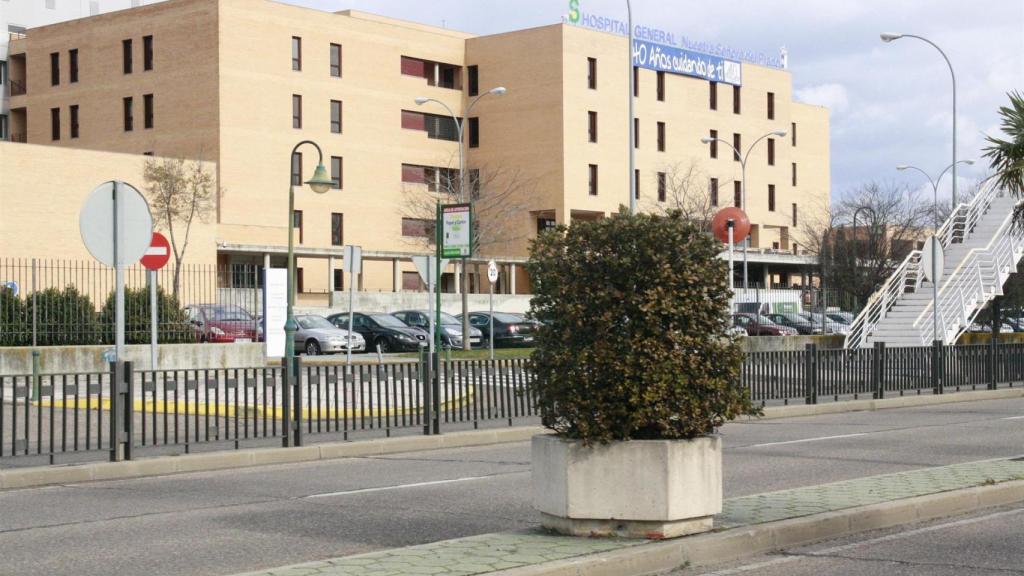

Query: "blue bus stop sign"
<box><xmin>1</xmin><ymin>281</ymin><xmax>18</xmax><ymax>296</ymax></box>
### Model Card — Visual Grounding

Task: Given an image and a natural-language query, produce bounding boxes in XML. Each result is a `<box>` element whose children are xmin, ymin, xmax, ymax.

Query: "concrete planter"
<box><xmin>532</xmin><ymin>434</ymin><xmax>722</xmax><ymax>539</ymax></box>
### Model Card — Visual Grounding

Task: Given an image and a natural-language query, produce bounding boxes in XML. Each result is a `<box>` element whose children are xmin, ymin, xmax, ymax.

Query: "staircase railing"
<box><xmin>936</xmin><ymin>180</ymin><xmax>1001</xmax><ymax>248</ymax></box>
<box><xmin>844</xmin><ymin>250</ymin><xmax>923</xmax><ymax>349</ymax></box>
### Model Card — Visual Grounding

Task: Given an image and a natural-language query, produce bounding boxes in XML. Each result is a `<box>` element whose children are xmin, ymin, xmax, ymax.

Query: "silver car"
<box><xmin>294</xmin><ymin>314</ymin><xmax>365</xmax><ymax>355</ymax></box>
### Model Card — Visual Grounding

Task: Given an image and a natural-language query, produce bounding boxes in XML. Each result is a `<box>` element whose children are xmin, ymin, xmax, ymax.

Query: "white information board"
<box><xmin>263</xmin><ymin>268</ymin><xmax>288</xmax><ymax>358</ymax></box>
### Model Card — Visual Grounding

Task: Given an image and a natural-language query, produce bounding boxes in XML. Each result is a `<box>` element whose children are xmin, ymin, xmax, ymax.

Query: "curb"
<box><xmin>756</xmin><ymin>386</ymin><xmax>1024</xmax><ymax>420</ymax></box>
<box><xmin>491</xmin><ymin>479</ymin><xmax>1024</xmax><ymax>576</ymax></box>
<box><xmin>0</xmin><ymin>425</ymin><xmax>545</xmax><ymax>491</ymax></box>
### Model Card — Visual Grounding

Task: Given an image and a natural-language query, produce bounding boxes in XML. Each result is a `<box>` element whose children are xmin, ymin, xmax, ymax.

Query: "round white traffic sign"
<box><xmin>79</xmin><ymin>181</ymin><xmax>153</xmax><ymax>267</ymax></box>
<box><xmin>487</xmin><ymin>260</ymin><xmax>499</xmax><ymax>284</ymax></box>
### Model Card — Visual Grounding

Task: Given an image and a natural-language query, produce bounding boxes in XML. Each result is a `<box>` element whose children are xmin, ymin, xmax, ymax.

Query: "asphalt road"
<box><xmin>675</xmin><ymin>503</ymin><xmax>1024</xmax><ymax>575</ymax></box>
<box><xmin>1</xmin><ymin>397</ymin><xmax>1023</xmax><ymax>576</ymax></box>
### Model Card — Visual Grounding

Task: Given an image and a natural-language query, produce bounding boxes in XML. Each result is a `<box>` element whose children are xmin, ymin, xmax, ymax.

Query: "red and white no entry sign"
<box><xmin>141</xmin><ymin>232</ymin><xmax>171</xmax><ymax>270</ymax></box>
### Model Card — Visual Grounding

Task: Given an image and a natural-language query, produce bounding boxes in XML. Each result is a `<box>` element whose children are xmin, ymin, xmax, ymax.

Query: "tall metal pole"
<box><xmin>740</xmin><ymin>156</ymin><xmax>748</xmax><ymax>290</ymax></box>
<box><xmin>149</xmin><ymin>270</ymin><xmax>157</xmax><ymax>370</ymax></box>
<box><xmin>627</xmin><ymin>0</ymin><xmax>636</xmax><ymax>214</ymax></box>
<box><xmin>114</xmin><ymin>181</ymin><xmax>125</xmax><ymax>363</ymax></box>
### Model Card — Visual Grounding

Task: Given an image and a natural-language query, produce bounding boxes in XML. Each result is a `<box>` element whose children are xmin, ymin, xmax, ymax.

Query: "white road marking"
<box><xmin>741</xmin><ymin>433</ymin><xmax>869</xmax><ymax>449</ymax></box>
<box><xmin>1001</xmin><ymin>415</ymin><xmax>1024</xmax><ymax>420</ymax></box>
<box><xmin>697</xmin><ymin>507</ymin><xmax>1024</xmax><ymax>575</ymax></box>
<box><xmin>303</xmin><ymin>473</ymin><xmax>523</xmax><ymax>499</ymax></box>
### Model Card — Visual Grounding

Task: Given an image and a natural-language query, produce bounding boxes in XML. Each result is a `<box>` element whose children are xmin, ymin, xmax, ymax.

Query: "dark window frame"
<box><xmin>330</xmin><ymin>99</ymin><xmax>342</xmax><ymax>133</ymax></box>
<box><xmin>634</xmin><ymin>169</ymin><xmax>640</xmax><ymax>199</ymax></box>
<box><xmin>634</xmin><ymin>117</ymin><xmax>639</xmax><ymax>149</ymax></box>
<box><xmin>50</xmin><ymin>52</ymin><xmax>59</xmax><ymax>86</ymax></box>
<box><xmin>123</xmin><ymin>96</ymin><xmax>133</xmax><ymax>131</ymax></box>
<box><xmin>733</xmin><ymin>85</ymin><xmax>741</xmax><ymax>114</ymax></box>
<box><xmin>709</xmin><ymin>129</ymin><xmax>718</xmax><ymax>159</ymax></box>
<box><xmin>767</xmin><ymin>138</ymin><xmax>775</xmax><ymax>166</ymax></box>
<box><xmin>791</xmin><ymin>122</ymin><xmax>797</xmax><ymax>146</ymax></box>
<box><xmin>467</xmin><ymin>64</ymin><xmax>478</xmax><ymax>96</ymax></box>
<box><xmin>587</xmin><ymin>57</ymin><xmax>597</xmax><ymax>89</ymax></box>
<box><xmin>330</xmin><ymin>43</ymin><xmax>342</xmax><ymax>77</ymax></box>
<box><xmin>331</xmin><ymin>213</ymin><xmax>343</xmax><ymax>246</ymax></box>
<box><xmin>291</xmin><ymin>152</ymin><xmax>302</xmax><ymax>186</ymax></box>
<box><xmin>734</xmin><ymin>181</ymin><xmax>742</xmax><ymax>208</ymax></box>
<box><xmin>292</xmin><ymin>94</ymin><xmax>302</xmax><ymax>129</ymax></box>
<box><xmin>733</xmin><ymin>133</ymin><xmax>742</xmax><ymax>162</ymax></box>
<box><xmin>122</xmin><ymin>39</ymin><xmax>132</xmax><ymax>74</ymax></box>
<box><xmin>767</xmin><ymin>91</ymin><xmax>775</xmax><ymax>120</ymax></box>
<box><xmin>293</xmin><ymin>210</ymin><xmax>304</xmax><ymax>244</ymax></box>
<box><xmin>69</xmin><ymin>104</ymin><xmax>79</xmax><ymax>138</ymax></box>
<box><xmin>792</xmin><ymin>203</ymin><xmax>798</xmax><ymax>226</ymax></box>
<box><xmin>710</xmin><ymin>177</ymin><xmax>719</xmax><ymax>206</ymax></box>
<box><xmin>69</xmin><ymin>48</ymin><xmax>78</xmax><ymax>83</ymax></box>
<box><xmin>768</xmin><ymin>184</ymin><xmax>776</xmax><ymax>212</ymax></box>
<box><xmin>143</xmin><ymin>35</ymin><xmax>153</xmax><ymax>71</ymax></box>
<box><xmin>50</xmin><ymin>107</ymin><xmax>60</xmax><ymax>140</ymax></box>
<box><xmin>657</xmin><ymin>171</ymin><xmax>666</xmax><ymax>202</ymax></box>
<box><xmin>587</xmin><ymin>110</ymin><xmax>597</xmax><ymax>143</ymax></box>
<box><xmin>331</xmin><ymin>156</ymin><xmax>342</xmax><ymax>189</ymax></box>
<box><xmin>633</xmin><ymin>66</ymin><xmax>639</xmax><ymax>97</ymax></box>
<box><xmin>143</xmin><ymin>93</ymin><xmax>153</xmax><ymax>129</ymax></box>
<box><xmin>291</xmin><ymin>36</ymin><xmax>301</xmax><ymax>71</ymax></box>
<box><xmin>468</xmin><ymin>117</ymin><xmax>479</xmax><ymax>148</ymax></box>
<box><xmin>709</xmin><ymin>81</ymin><xmax>717</xmax><ymax>110</ymax></box>
<box><xmin>656</xmin><ymin>71</ymin><xmax>665</xmax><ymax>101</ymax></box>
<box><xmin>792</xmin><ymin>163</ymin><xmax>797</xmax><ymax>186</ymax></box>
<box><xmin>657</xmin><ymin>121</ymin><xmax>665</xmax><ymax>152</ymax></box>
<box><xmin>588</xmin><ymin>164</ymin><xmax>598</xmax><ymax>196</ymax></box>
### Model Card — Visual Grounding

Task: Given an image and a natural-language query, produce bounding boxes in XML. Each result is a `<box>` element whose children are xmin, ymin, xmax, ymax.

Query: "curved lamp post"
<box><xmin>881</xmin><ymin>33</ymin><xmax>959</xmax><ymax>206</ymax></box>
<box><xmin>414</xmin><ymin>86</ymin><xmax>507</xmax><ymax>350</ymax></box>
<box><xmin>701</xmin><ymin>129</ymin><xmax>787</xmax><ymax>290</ymax></box>
<box><xmin>285</xmin><ymin>141</ymin><xmax>334</xmax><ymax>375</ymax></box>
<box><xmin>849</xmin><ymin>205</ymin><xmax>877</xmax><ymax>310</ymax></box>
<box><xmin>896</xmin><ymin>159</ymin><xmax>975</xmax><ymax>344</ymax></box>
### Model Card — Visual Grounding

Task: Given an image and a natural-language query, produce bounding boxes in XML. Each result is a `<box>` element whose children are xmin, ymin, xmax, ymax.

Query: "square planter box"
<box><xmin>532</xmin><ymin>434</ymin><xmax>722</xmax><ymax>539</ymax></box>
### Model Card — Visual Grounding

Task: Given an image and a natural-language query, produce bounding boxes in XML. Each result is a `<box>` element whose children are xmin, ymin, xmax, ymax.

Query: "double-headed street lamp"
<box><xmin>896</xmin><ymin>159</ymin><xmax>975</xmax><ymax>344</ymax></box>
<box><xmin>701</xmin><ymin>130</ymin><xmax>787</xmax><ymax>290</ymax></box>
<box><xmin>414</xmin><ymin>86</ymin><xmax>507</xmax><ymax>350</ymax></box>
<box><xmin>881</xmin><ymin>33</ymin><xmax>960</xmax><ymax>207</ymax></box>
<box><xmin>285</xmin><ymin>141</ymin><xmax>334</xmax><ymax>378</ymax></box>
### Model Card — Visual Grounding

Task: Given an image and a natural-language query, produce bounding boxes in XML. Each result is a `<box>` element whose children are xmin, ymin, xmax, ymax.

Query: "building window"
<box><xmin>632</xmin><ymin>66</ymin><xmax>639</xmax><ymax>97</ymax></box>
<box><xmin>792</xmin><ymin>163</ymin><xmax>797</xmax><ymax>186</ymax></box>
<box><xmin>50</xmin><ymin>52</ymin><xmax>59</xmax><ymax>86</ymax></box>
<box><xmin>143</xmin><ymin>93</ymin><xmax>153</xmax><ymax>129</ymax></box>
<box><xmin>69</xmin><ymin>49</ymin><xmax>78</xmax><ymax>83</ymax></box>
<box><xmin>0</xmin><ymin>61</ymin><xmax>6</xmax><ymax>86</ymax></box>
<box><xmin>710</xmin><ymin>178</ymin><xmax>719</xmax><ymax>206</ymax></box>
<box><xmin>333</xmin><ymin>269</ymin><xmax>344</xmax><ymax>291</ymax></box>
<box><xmin>709</xmin><ymin>130</ymin><xmax>718</xmax><ymax>158</ymax></box>
<box><xmin>587</xmin><ymin>111</ymin><xmax>597</xmax><ymax>143</ymax></box>
<box><xmin>123</xmin><ymin>97</ymin><xmax>133</xmax><ymax>131</ymax></box>
<box><xmin>0</xmin><ymin>114</ymin><xmax>8</xmax><ymax>141</ymax></box>
<box><xmin>657</xmin><ymin>121</ymin><xmax>665</xmax><ymax>152</ymax></box>
<box><xmin>291</xmin><ymin>36</ymin><xmax>301</xmax><ymax>71</ymax></box>
<box><xmin>733</xmin><ymin>85</ymin><xmax>740</xmax><ymax>114</ymax></box>
<box><xmin>143</xmin><ymin>35</ymin><xmax>153</xmax><ymax>71</ymax></box>
<box><xmin>50</xmin><ymin>107</ymin><xmax>60</xmax><ymax>140</ymax></box>
<box><xmin>768</xmin><ymin>184</ymin><xmax>776</xmax><ymax>211</ymax></box>
<box><xmin>733</xmin><ymin>133</ymin><xmax>741</xmax><ymax>162</ymax></box>
<box><xmin>537</xmin><ymin>217</ymin><xmax>557</xmax><ymax>234</ymax></box>
<box><xmin>767</xmin><ymin>91</ymin><xmax>775</xmax><ymax>120</ymax></box>
<box><xmin>123</xmin><ymin>39</ymin><xmax>132</xmax><ymax>74</ymax></box>
<box><xmin>468</xmin><ymin>117</ymin><xmax>479</xmax><ymax>148</ymax></box>
<box><xmin>331</xmin><ymin>213</ymin><xmax>343</xmax><ymax>246</ymax></box>
<box><xmin>656</xmin><ymin>71</ymin><xmax>665</xmax><ymax>101</ymax></box>
<box><xmin>296</xmin><ymin>268</ymin><xmax>304</xmax><ymax>293</ymax></box>
<box><xmin>467</xmin><ymin>64</ymin><xmax>478</xmax><ymax>96</ymax></box>
<box><xmin>587</xmin><ymin>57</ymin><xmax>597</xmax><ymax>89</ymax></box>
<box><xmin>291</xmin><ymin>152</ymin><xmax>302</xmax><ymax>185</ymax></box>
<box><xmin>330</xmin><ymin>100</ymin><xmax>342</xmax><ymax>133</ymax></box>
<box><xmin>292</xmin><ymin>94</ymin><xmax>302</xmax><ymax>129</ymax></box>
<box><xmin>634</xmin><ymin>117</ymin><xmax>639</xmax><ymax>148</ymax></box>
<box><xmin>767</xmin><ymin>138</ymin><xmax>775</xmax><ymax>165</ymax></box>
<box><xmin>401</xmin><ymin>111</ymin><xmax>458</xmax><ymax>141</ymax></box>
<box><xmin>792</xmin><ymin>203</ymin><xmax>798</xmax><ymax>226</ymax></box>
<box><xmin>402</xmin><ymin>217</ymin><xmax>434</xmax><ymax>238</ymax></box>
<box><xmin>293</xmin><ymin>210</ymin><xmax>303</xmax><ymax>243</ymax></box>
<box><xmin>634</xmin><ymin>169</ymin><xmax>640</xmax><ymax>199</ymax></box>
<box><xmin>70</xmin><ymin>104</ymin><xmax>79</xmax><ymax>138</ymax></box>
<box><xmin>709</xmin><ymin>81</ymin><xmax>717</xmax><ymax>110</ymax></box>
<box><xmin>588</xmin><ymin>164</ymin><xmax>598</xmax><ymax>196</ymax></box>
<box><xmin>331</xmin><ymin>156</ymin><xmax>342</xmax><ymax>189</ymax></box>
<box><xmin>657</xmin><ymin>172</ymin><xmax>666</xmax><ymax>202</ymax></box>
<box><xmin>330</xmin><ymin>43</ymin><xmax>341</xmax><ymax>77</ymax></box>
<box><xmin>400</xmin><ymin>56</ymin><xmax>461</xmax><ymax>90</ymax></box>
<box><xmin>791</xmin><ymin>122</ymin><xmax>797</xmax><ymax>146</ymax></box>
<box><xmin>772</xmin><ymin>242</ymin><xmax>780</xmax><ymax>250</ymax></box>
<box><xmin>733</xmin><ymin>181</ymin><xmax>742</xmax><ymax>207</ymax></box>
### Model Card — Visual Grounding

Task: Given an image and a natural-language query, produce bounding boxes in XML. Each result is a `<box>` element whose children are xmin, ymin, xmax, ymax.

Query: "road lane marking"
<box><xmin>1001</xmin><ymin>415</ymin><xmax>1024</xmax><ymax>420</ymax></box>
<box><xmin>303</xmin><ymin>472</ymin><xmax>527</xmax><ymax>499</ymax></box>
<box><xmin>740</xmin><ymin>433</ymin><xmax>869</xmax><ymax>449</ymax></box>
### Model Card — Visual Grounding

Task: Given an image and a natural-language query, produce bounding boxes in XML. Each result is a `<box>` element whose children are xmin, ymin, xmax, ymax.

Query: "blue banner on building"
<box><xmin>632</xmin><ymin>39</ymin><xmax>742</xmax><ymax>86</ymax></box>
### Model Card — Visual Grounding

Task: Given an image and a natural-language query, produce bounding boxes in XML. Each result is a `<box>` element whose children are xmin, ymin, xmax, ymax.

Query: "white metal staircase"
<box><xmin>845</xmin><ymin>181</ymin><xmax>1024</xmax><ymax>349</ymax></box>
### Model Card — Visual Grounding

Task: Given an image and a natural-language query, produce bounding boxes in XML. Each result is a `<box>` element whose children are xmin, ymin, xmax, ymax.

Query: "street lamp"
<box><xmin>414</xmin><ymin>86</ymin><xmax>507</xmax><ymax>350</ymax></box>
<box><xmin>896</xmin><ymin>159</ymin><xmax>975</xmax><ymax>344</ymax></box>
<box><xmin>285</xmin><ymin>141</ymin><xmax>333</xmax><ymax>381</ymax></box>
<box><xmin>849</xmin><ymin>205</ymin><xmax>877</xmax><ymax>310</ymax></box>
<box><xmin>881</xmin><ymin>33</ymin><xmax>959</xmax><ymax>206</ymax></box>
<box><xmin>627</xmin><ymin>0</ymin><xmax>636</xmax><ymax>215</ymax></box>
<box><xmin>700</xmin><ymin>129</ymin><xmax>787</xmax><ymax>290</ymax></box>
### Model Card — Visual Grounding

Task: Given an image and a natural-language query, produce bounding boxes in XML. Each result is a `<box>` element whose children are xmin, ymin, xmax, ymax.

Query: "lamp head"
<box><xmin>700</xmin><ymin>137</ymin><xmax>714</xmax><ymax>144</ymax></box>
<box><xmin>771</xmin><ymin>130</ymin><xmax>787</xmax><ymax>137</ymax></box>
<box><xmin>896</xmin><ymin>165</ymin><xmax>910</xmax><ymax>171</ymax></box>
<box><xmin>963</xmin><ymin>159</ymin><xmax>976</xmax><ymax>166</ymax></box>
<box><xmin>880</xmin><ymin>32</ymin><xmax>903</xmax><ymax>43</ymax></box>
<box><xmin>414</xmin><ymin>96</ymin><xmax>429</xmax><ymax>106</ymax></box>
<box><xmin>489</xmin><ymin>86</ymin><xmax>507</xmax><ymax>95</ymax></box>
<box><xmin>306</xmin><ymin>164</ymin><xmax>334</xmax><ymax>194</ymax></box>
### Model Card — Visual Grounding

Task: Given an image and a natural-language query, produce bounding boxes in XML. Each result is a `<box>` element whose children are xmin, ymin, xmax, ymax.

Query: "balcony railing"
<box><xmin>9</xmin><ymin>80</ymin><xmax>26</xmax><ymax>97</ymax></box>
<box><xmin>9</xmin><ymin>31</ymin><xmax>27</xmax><ymax>42</ymax></box>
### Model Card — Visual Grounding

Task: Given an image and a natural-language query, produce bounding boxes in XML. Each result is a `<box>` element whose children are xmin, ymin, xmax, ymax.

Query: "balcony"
<box><xmin>10</xmin><ymin>80</ymin><xmax>26</xmax><ymax>97</ymax></box>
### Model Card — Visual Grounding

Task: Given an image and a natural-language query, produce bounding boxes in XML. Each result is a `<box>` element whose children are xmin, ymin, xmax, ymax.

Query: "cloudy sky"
<box><xmin>279</xmin><ymin>0</ymin><xmax>1023</xmax><ymax>202</ymax></box>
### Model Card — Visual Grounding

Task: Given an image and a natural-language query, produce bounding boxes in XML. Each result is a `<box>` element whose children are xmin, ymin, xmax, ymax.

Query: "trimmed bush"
<box><xmin>527</xmin><ymin>210</ymin><xmax>759</xmax><ymax>444</ymax></box>
<box><xmin>31</xmin><ymin>286</ymin><xmax>101</xmax><ymax>346</ymax></box>
<box><xmin>0</xmin><ymin>287</ymin><xmax>29</xmax><ymax>346</ymax></box>
<box><xmin>100</xmin><ymin>286</ymin><xmax>194</xmax><ymax>344</ymax></box>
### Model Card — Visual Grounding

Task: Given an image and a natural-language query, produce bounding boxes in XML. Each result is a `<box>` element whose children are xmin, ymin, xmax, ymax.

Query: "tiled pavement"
<box><xmin>235</xmin><ymin>457</ymin><xmax>1024</xmax><ymax>576</ymax></box>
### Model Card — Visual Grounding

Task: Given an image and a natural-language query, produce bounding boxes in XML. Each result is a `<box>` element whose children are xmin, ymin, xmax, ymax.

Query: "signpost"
<box><xmin>487</xmin><ymin>260</ymin><xmax>498</xmax><ymax>359</ymax></box>
<box><xmin>413</xmin><ymin>255</ymin><xmax>449</xmax><ymax>356</ymax></box>
<box><xmin>80</xmin><ymin>181</ymin><xmax>153</xmax><ymax>363</ymax></box>
<box><xmin>342</xmin><ymin>245</ymin><xmax>363</xmax><ymax>366</ymax></box>
<box><xmin>141</xmin><ymin>232</ymin><xmax>171</xmax><ymax>370</ymax></box>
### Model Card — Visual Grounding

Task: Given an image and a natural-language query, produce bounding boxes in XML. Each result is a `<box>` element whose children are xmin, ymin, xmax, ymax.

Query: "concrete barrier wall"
<box><xmin>741</xmin><ymin>335</ymin><xmax>845</xmax><ymax>352</ymax></box>
<box><xmin>0</xmin><ymin>343</ymin><xmax>265</xmax><ymax>375</ymax></box>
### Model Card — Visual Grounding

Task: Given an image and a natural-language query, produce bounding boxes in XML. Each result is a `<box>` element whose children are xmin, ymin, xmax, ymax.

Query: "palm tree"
<box><xmin>984</xmin><ymin>91</ymin><xmax>1024</xmax><ymax>204</ymax></box>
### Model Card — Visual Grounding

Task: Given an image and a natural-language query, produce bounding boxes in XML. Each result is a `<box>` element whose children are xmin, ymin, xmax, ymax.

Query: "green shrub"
<box><xmin>527</xmin><ymin>210</ymin><xmax>760</xmax><ymax>444</ymax></box>
<box><xmin>0</xmin><ymin>287</ymin><xmax>29</xmax><ymax>346</ymax></box>
<box><xmin>100</xmin><ymin>286</ymin><xmax>194</xmax><ymax>344</ymax></box>
<box><xmin>31</xmin><ymin>286</ymin><xmax>101</xmax><ymax>346</ymax></box>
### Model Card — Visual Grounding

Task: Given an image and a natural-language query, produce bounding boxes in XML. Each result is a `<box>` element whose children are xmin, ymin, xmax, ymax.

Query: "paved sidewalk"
<box><xmin>234</xmin><ymin>457</ymin><xmax>1024</xmax><ymax>576</ymax></box>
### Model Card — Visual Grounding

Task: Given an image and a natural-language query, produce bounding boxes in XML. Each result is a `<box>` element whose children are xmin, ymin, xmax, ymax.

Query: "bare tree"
<box><xmin>795</xmin><ymin>181</ymin><xmax>932</xmax><ymax>310</ymax></box>
<box><xmin>643</xmin><ymin>161</ymin><xmax>731</xmax><ymax>233</ymax></box>
<box><xmin>143</xmin><ymin>157</ymin><xmax>217</xmax><ymax>298</ymax></box>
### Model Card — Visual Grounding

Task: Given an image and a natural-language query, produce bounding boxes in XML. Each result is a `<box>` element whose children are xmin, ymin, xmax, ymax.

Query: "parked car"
<box><xmin>968</xmin><ymin>322</ymin><xmax>1014</xmax><ymax>334</ymax></box>
<box><xmin>391</xmin><ymin>309</ymin><xmax>483</xmax><ymax>349</ymax></box>
<box><xmin>799</xmin><ymin>312</ymin><xmax>849</xmax><ymax>335</ymax></box>
<box><xmin>826</xmin><ymin>311</ymin><xmax>856</xmax><ymax>325</ymax></box>
<box><xmin>1003</xmin><ymin>317</ymin><xmax>1024</xmax><ymax>333</ymax></box>
<box><xmin>293</xmin><ymin>314</ymin><xmax>365</xmax><ymax>355</ymax></box>
<box><xmin>327</xmin><ymin>312</ymin><xmax>429</xmax><ymax>353</ymax></box>
<box><xmin>184</xmin><ymin>304</ymin><xmax>261</xmax><ymax>343</ymax></box>
<box><xmin>459</xmin><ymin>311</ymin><xmax>537</xmax><ymax>347</ymax></box>
<box><xmin>732</xmin><ymin>313</ymin><xmax>798</xmax><ymax>336</ymax></box>
<box><xmin>725</xmin><ymin>325</ymin><xmax>748</xmax><ymax>338</ymax></box>
<box><xmin>766</xmin><ymin>312</ymin><xmax>821</xmax><ymax>335</ymax></box>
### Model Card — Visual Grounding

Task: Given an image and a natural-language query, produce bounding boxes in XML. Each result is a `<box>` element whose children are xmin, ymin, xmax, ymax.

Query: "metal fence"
<box><xmin>0</xmin><ymin>258</ymin><xmax>262</xmax><ymax>346</ymax></box>
<box><xmin>0</xmin><ymin>356</ymin><xmax>534</xmax><ymax>467</ymax></box>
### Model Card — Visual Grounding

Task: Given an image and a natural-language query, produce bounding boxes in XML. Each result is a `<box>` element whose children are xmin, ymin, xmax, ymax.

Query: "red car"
<box><xmin>185</xmin><ymin>304</ymin><xmax>262</xmax><ymax>343</ymax></box>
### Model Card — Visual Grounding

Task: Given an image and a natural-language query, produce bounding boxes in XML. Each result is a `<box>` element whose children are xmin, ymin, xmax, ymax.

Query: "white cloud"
<box><xmin>794</xmin><ymin>83</ymin><xmax>850</xmax><ymax>115</ymax></box>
